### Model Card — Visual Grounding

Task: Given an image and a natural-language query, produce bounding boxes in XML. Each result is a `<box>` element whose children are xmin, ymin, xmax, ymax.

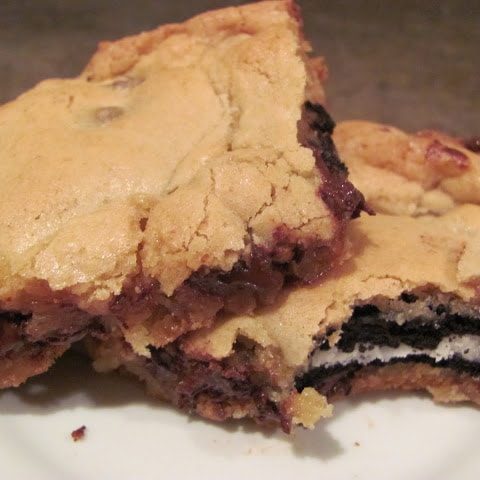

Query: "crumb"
<box><xmin>354</xmin><ymin>441</ymin><xmax>360</xmax><ymax>447</ymax></box>
<box><xmin>71</xmin><ymin>425</ymin><xmax>87</xmax><ymax>442</ymax></box>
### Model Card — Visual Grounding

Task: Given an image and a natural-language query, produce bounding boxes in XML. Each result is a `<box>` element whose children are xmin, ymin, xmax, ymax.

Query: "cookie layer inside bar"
<box><xmin>296</xmin><ymin>293</ymin><xmax>480</xmax><ymax>397</ymax></box>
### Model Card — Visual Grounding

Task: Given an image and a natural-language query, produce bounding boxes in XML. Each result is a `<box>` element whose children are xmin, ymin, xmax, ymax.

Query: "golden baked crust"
<box><xmin>334</xmin><ymin>120</ymin><xmax>480</xmax><ymax>216</ymax></box>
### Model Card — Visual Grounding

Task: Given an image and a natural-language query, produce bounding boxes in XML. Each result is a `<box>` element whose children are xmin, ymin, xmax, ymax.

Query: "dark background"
<box><xmin>0</xmin><ymin>0</ymin><xmax>478</xmax><ymax>135</ymax></box>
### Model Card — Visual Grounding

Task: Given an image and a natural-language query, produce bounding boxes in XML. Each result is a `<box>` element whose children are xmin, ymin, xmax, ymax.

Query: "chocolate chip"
<box><xmin>400</xmin><ymin>292</ymin><xmax>418</xmax><ymax>304</ymax></box>
<box><xmin>435</xmin><ymin>304</ymin><xmax>447</xmax><ymax>315</ymax></box>
<box><xmin>1</xmin><ymin>310</ymin><xmax>32</xmax><ymax>324</ymax></box>
<box><xmin>108</xmin><ymin>77</ymin><xmax>144</xmax><ymax>90</ymax></box>
<box><xmin>139</xmin><ymin>217</ymin><xmax>148</xmax><ymax>231</ymax></box>
<box><xmin>304</xmin><ymin>101</ymin><xmax>336</xmax><ymax>135</ymax></box>
<box><xmin>318</xmin><ymin>338</ymin><xmax>331</xmax><ymax>351</ymax></box>
<box><xmin>95</xmin><ymin>106</ymin><xmax>124</xmax><ymax>123</ymax></box>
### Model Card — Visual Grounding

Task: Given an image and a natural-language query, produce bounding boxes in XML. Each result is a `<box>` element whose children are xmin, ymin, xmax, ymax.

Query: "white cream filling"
<box><xmin>309</xmin><ymin>334</ymin><xmax>480</xmax><ymax>369</ymax></box>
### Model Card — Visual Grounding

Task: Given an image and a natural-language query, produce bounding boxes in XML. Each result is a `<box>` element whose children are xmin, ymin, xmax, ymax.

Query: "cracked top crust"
<box><xmin>334</xmin><ymin>120</ymin><xmax>480</xmax><ymax>216</ymax></box>
<box><xmin>184</xmin><ymin>205</ymin><xmax>480</xmax><ymax>367</ymax></box>
<box><xmin>0</xmin><ymin>1</ymin><xmax>341</xmax><ymax>308</ymax></box>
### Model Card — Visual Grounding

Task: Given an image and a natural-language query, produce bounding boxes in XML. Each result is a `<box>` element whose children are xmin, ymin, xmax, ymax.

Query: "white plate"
<box><xmin>1</xmin><ymin>352</ymin><xmax>479</xmax><ymax>480</ymax></box>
